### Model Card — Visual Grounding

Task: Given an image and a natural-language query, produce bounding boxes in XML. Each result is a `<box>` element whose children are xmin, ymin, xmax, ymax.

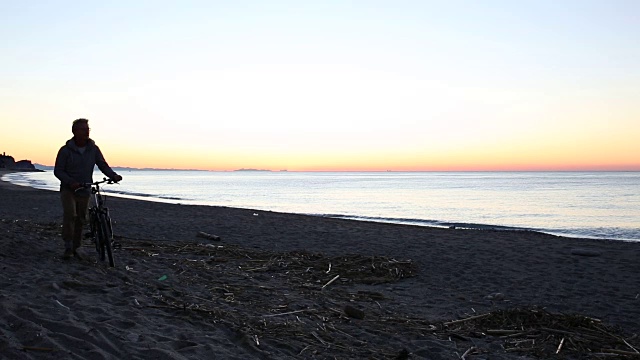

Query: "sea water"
<box><xmin>3</xmin><ymin>170</ymin><xmax>639</xmax><ymax>241</ymax></box>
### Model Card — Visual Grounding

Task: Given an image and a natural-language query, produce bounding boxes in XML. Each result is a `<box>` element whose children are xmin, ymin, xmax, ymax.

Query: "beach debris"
<box><xmin>444</xmin><ymin>313</ymin><xmax>492</xmax><ymax>326</ymax></box>
<box><xmin>53</xmin><ymin>298</ymin><xmax>70</xmax><ymax>310</ymax></box>
<box><xmin>441</xmin><ymin>307</ymin><xmax>639</xmax><ymax>358</ymax></box>
<box><xmin>460</xmin><ymin>346</ymin><xmax>476</xmax><ymax>360</ymax></box>
<box><xmin>556</xmin><ymin>337</ymin><xmax>565</xmax><ymax>354</ymax></box>
<box><xmin>571</xmin><ymin>248</ymin><xmax>602</xmax><ymax>257</ymax></box>
<box><xmin>262</xmin><ymin>309</ymin><xmax>311</xmax><ymax>318</ymax></box>
<box><xmin>485</xmin><ymin>292</ymin><xmax>505</xmax><ymax>301</ymax></box>
<box><xmin>21</xmin><ymin>346</ymin><xmax>55</xmax><ymax>353</ymax></box>
<box><xmin>344</xmin><ymin>305</ymin><xmax>365</xmax><ymax>319</ymax></box>
<box><xmin>311</xmin><ymin>331</ymin><xmax>327</xmax><ymax>346</ymax></box>
<box><xmin>118</xmin><ymin>239</ymin><xmax>418</xmax><ymax>356</ymax></box>
<box><xmin>5</xmin><ymin>218</ymin><xmax>638</xmax><ymax>359</ymax></box>
<box><xmin>321</xmin><ymin>274</ymin><xmax>340</xmax><ymax>290</ymax></box>
<box><xmin>78</xmin><ymin>233</ymin><xmax>637</xmax><ymax>360</ymax></box>
<box><xmin>158</xmin><ymin>275</ymin><xmax>168</xmax><ymax>281</ymax></box>
<box><xmin>395</xmin><ymin>349</ymin><xmax>410</xmax><ymax>360</ymax></box>
<box><xmin>298</xmin><ymin>345</ymin><xmax>311</xmax><ymax>355</ymax></box>
<box><xmin>196</xmin><ymin>231</ymin><xmax>221</xmax><ymax>241</ymax></box>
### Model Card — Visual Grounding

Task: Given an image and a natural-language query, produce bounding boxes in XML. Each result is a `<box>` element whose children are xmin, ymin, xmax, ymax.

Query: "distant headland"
<box><xmin>0</xmin><ymin>152</ymin><xmax>40</xmax><ymax>172</ymax></box>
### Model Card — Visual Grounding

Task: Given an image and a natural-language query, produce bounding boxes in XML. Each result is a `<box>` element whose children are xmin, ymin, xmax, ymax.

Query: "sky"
<box><xmin>1</xmin><ymin>0</ymin><xmax>639</xmax><ymax>171</ymax></box>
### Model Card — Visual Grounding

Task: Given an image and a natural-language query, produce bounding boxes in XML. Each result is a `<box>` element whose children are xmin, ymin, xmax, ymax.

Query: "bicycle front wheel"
<box><xmin>89</xmin><ymin>211</ymin><xmax>104</xmax><ymax>260</ymax></box>
<box><xmin>97</xmin><ymin>213</ymin><xmax>115</xmax><ymax>267</ymax></box>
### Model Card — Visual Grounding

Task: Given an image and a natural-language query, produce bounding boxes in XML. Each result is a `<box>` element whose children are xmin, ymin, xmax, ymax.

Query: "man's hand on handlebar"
<box><xmin>73</xmin><ymin>176</ymin><xmax>121</xmax><ymax>192</ymax></box>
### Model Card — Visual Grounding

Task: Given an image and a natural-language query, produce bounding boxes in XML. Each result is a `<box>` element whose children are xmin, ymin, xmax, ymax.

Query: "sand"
<box><xmin>1</xmin><ymin>172</ymin><xmax>639</xmax><ymax>359</ymax></box>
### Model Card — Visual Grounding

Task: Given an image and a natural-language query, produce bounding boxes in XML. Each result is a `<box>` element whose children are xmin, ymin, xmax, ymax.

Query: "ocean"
<box><xmin>3</xmin><ymin>170</ymin><xmax>639</xmax><ymax>242</ymax></box>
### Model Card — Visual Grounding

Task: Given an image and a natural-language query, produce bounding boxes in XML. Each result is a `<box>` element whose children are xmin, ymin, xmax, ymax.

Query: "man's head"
<box><xmin>72</xmin><ymin>118</ymin><xmax>90</xmax><ymax>145</ymax></box>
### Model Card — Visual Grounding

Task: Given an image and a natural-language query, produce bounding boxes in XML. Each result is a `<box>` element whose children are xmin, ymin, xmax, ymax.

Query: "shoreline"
<box><xmin>1</xmin><ymin>175</ymin><xmax>640</xmax><ymax>358</ymax></box>
<box><xmin>3</xmin><ymin>169</ymin><xmax>638</xmax><ymax>243</ymax></box>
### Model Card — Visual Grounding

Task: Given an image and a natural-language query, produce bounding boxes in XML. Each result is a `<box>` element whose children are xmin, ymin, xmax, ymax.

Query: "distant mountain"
<box><xmin>33</xmin><ymin>164</ymin><xmax>208</xmax><ymax>172</ymax></box>
<box><xmin>112</xmin><ymin>167</ymin><xmax>209</xmax><ymax>172</ymax></box>
<box><xmin>34</xmin><ymin>163</ymin><xmax>54</xmax><ymax>170</ymax></box>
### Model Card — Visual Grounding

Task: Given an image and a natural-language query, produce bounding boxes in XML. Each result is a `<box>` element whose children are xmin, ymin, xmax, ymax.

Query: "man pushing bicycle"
<box><xmin>54</xmin><ymin>118</ymin><xmax>122</xmax><ymax>260</ymax></box>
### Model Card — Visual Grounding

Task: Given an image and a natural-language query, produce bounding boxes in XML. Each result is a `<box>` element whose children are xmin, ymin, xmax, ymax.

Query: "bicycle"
<box><xmin>79</xmin><ymin>178</ymin><xmax>119</xmax><ymax>267</ymax></box>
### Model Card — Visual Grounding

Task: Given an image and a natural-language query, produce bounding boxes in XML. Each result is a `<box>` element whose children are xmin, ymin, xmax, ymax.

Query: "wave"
<box><xmin>313</xmin><ymin>214</ymin><xmax>640</xmax><ymax>241</ymax></box>
<box><xmin>544</xmin><ymin>227</ymin><xmax>640</xmax><ymax>242</ymax></box>
<box><xmin>316</xmin><ymin>214</ymin><xmax>533</xmax><ymax>232</ymax></box>
<box><xmin>104</xmin><ymin>189</ymin><xmax>183</xmax><ymax>201</ymax></box>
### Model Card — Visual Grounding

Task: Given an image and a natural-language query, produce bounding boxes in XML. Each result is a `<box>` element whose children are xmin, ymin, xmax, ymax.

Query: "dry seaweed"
<box><xmin>121</xmin><ymin>238</ymin><xmax>419</xmax><ymax>359</ymax></box>
<box><xmin>117</xmin><ymin>236</ymin><xmax>639</xmax><ymax>359</ymax></box>
<box><xmin>441</xmin><ymin>307</ymin><xmax>640</xmax><ymax>358</ymax></box>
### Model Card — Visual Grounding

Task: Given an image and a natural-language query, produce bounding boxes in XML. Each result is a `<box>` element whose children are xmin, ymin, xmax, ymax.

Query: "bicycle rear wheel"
<box><xmin>104</xmin><ymin>227</ymin><xmax>115</xmax><ymax>268</ymax></box>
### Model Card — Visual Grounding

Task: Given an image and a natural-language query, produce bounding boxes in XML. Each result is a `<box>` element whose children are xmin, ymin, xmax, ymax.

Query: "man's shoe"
<box><xmin>62</xmin><ymin>249</ymin><xmax>73</xmax><ymax>260</ymax></box>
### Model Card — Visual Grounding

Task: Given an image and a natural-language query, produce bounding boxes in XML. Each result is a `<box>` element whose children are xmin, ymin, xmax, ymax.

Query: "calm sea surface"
<box><xmin>3</xmin><ymin>171</ymin><xmax>639</xmax><ymax>242</ymax></box>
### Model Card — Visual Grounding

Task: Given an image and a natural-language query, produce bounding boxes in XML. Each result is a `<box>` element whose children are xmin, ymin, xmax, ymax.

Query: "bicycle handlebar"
<box><xmin>75</xmin><ymin>178</ymin><xmax>119</xmax><ymax>192</ymax></box>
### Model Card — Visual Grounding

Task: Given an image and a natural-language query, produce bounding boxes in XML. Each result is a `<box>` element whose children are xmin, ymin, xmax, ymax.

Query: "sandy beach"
<box><xmin>1</xmin><ymin>172</ymin><xmax>639</xmax><ymax>359</ymax></box>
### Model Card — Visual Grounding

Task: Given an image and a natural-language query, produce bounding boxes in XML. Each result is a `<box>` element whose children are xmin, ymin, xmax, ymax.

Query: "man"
<box><xmin>54</xmin><ymin>118</ymin><xmax>122</xmax><ymax>260</ymax></box>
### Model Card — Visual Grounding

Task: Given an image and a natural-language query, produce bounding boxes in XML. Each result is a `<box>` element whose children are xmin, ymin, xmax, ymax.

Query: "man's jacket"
<box><xmin>54</xmin><ymin>138</ymin><xmax>118</xmax><ymax>196</ymax></box>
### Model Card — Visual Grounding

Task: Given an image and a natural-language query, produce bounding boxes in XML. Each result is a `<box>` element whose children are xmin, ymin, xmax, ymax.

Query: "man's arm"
<box><xmin>95</xmin><ymin>146</ymin><xmax>122</xmax><ymax>182</ymax></box>
<box><xmin>53</xmin><ymin>146</ymin><xmax>79</xmax><ymax>188</ymax></box>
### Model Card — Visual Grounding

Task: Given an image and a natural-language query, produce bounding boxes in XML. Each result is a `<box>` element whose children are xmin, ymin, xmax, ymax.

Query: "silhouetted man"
<box><xmin>54</xmin><ymin>118</ymin><xmax>122</xmax><ymax>260</ymax></box>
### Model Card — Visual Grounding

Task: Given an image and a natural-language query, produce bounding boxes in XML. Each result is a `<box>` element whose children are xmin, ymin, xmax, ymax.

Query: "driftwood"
<box><xmin>118</xmin><ymin>237</ymin><xmax>419</xmax><ymax>357</ymax></box>
<box><xmin>442</xmin><ymin>307</ymin><xmax>640</xmax><ymax>358</ymax></box>
<box><xmin>196</xmin><ymin>231</ymin><xmax>221</xmax><ymax>241</ymax></box>
<box><xmin>321</xmin><ymin>274</ymin><xmax>340</xmax><ymax>289</ymax></box>
<box><xmin>461</xmin><ymin>346</ymin><xmax>476</xmax><ymax>359</ymax></box>
<box><xmin>344</xmin><ymin>305</ymin><xmax>365</xmax><ymax>320</ymax></box>
<box><xmin>262</xmin><ymin>309</ymin><xmax>312</xmax><ymax>318</ymax></box>
<box><xmin>97</xmin><ymin>232</ymin><xmax>640</xmax><ymax>359</ymax></box>
<box><xmin>443</xmin><ymin>312</ymin><xmax>491</xmax><ymax>326</ymax></box>
<box><xmin>571</xmin><ymin>248</ymin><xmax>602</xmax><ymax>257</ymax></box>
<box><xmin>22</xmin><ymin>346</ymin><xmax>56</xmax><ymax>352</ymax></box>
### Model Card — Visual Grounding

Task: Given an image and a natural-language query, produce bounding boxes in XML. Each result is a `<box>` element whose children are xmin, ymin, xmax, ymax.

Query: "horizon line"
<box><xmin>32</xmin><ymin>164</ymin><xmax>640</xmax><ymax>173</ymax></box>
